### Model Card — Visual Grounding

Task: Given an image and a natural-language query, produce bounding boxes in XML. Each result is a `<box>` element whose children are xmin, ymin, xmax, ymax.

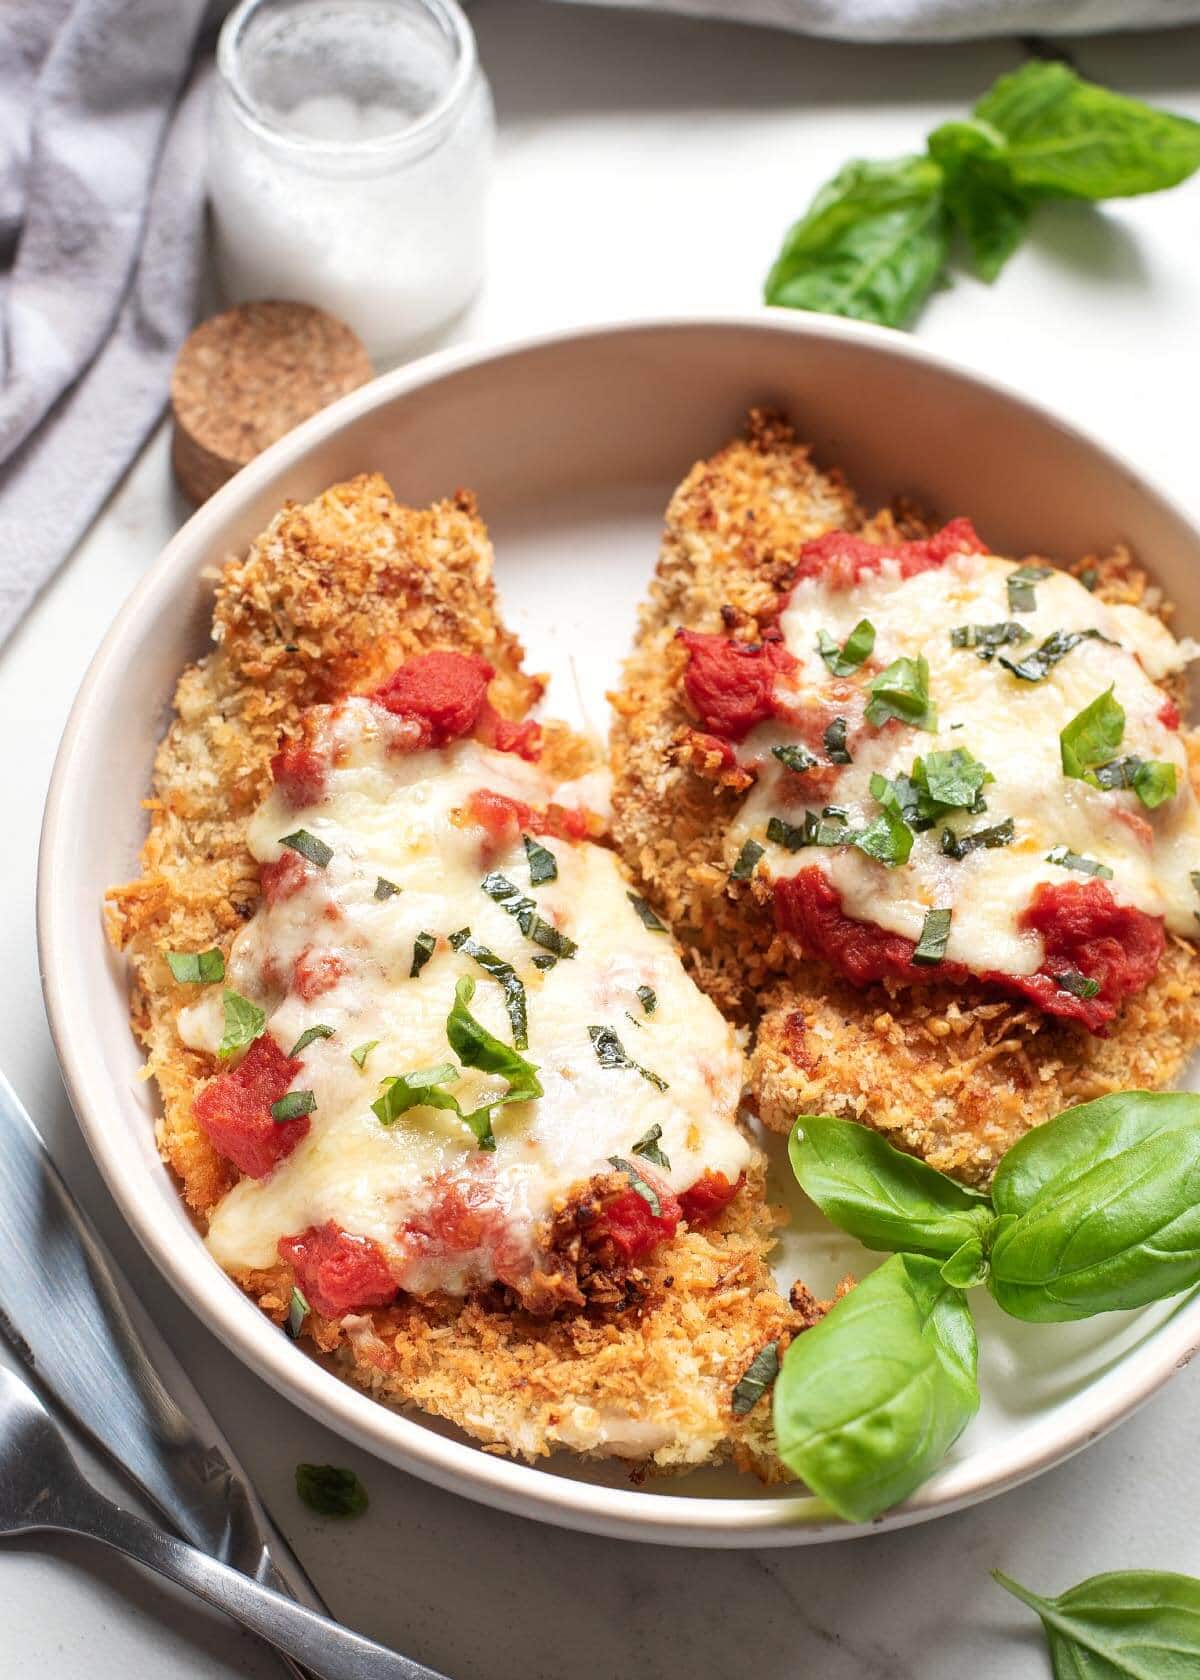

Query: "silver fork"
<box><xmin>0</xmin><ymin>1360</ymin><xmax>439</xmax><ymax>1680</ymax></box>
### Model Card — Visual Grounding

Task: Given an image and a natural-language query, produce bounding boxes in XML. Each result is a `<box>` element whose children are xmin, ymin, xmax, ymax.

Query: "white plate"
<box><xmin>38</xmin><ymin>314</ymin><xmax>1200</xmax><ymax>1547</ymax></box>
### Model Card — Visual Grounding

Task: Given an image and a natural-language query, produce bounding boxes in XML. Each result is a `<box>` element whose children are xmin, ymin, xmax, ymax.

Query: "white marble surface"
<box><xmin>3</xmin><ymin>2</ymin><xmax>1200</xmax><ymax>1674</ymax></box>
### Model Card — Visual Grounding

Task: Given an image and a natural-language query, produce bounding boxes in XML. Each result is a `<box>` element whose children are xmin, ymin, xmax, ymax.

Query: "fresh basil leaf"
<box><xmin>165</xmin><ymin>948</ymin><xmax>225</xmax><ymax>984</ymax></box>
<box><xmin>993</xmin><ymin>1568</ymin><xmax>1200</xmax><ymax>1680</ymax></box>
<box><xmin>941</xmin><ymin>816</ymin><xmax>1015</xmax><ymax>860</ymax></box>
<box><xmin>410</xmin><ymin>931</ymin><xmax>436</xmax><ymax>979</ymax></box>
<box><xmin>988</xmin><ymin>1091</ymin><xmax>1200</xmax><ymax>1321</ymax></box>
<box><xmin>626</xmin><ymin>892</ymin><xmax>667</xmax><ymax>933</ymax></box>
<box><xmin>607</xmin><ymin>1154</ymin><xmax>664</xmax><ymax>1218</ymax></box>
<box><xmin>374</xmin><ymin>876</ymin><xmax>400</xmax><ymax>900</ymax></box>
<box><xmin>218</xmin><ymin>989</ymin><xmax>266</xmax><ymax>1059</ymax></box>
<box><xmin>522</xmin><ymin>833</ymin><xmax>557</xmax><ymax>885</ymax></box>
<box><xmin>731</xmin><ymin>838</ymin><xmax>765</xmax><ymax>881</ymax></box>
<box><xmin>271</xmin><ymin>1089</ymin><xmax>316</xmax><ymax>1122</ymax></box>
<box><xmin>289</xmin><ymin>1024</ymin><xmax>334</xmax><ymax>1057</ymax></box>
<box><xmin>1132</xmin><ymin>758</ymin><xmax>1178</xmax><ymax>810</ymax></box>
<box><xmin>350</xmin><ymin>1040</ymin><xmax>378</xmax><ymax>1070</ymax></box>
<box><xmin>941</xmin><ymin>1235</ymin><xmax>989</xmax><ymax>1290</ymax></box>
<box><xmin>1045</xmin><ymin>844</ymin><xmax>1113</xmax><ymax>880</ymax></box>
<box><xmin>295</xmin><ymin>1463</ymin><xmax>368</xmax><ymax>1519</ymax></box>
<box><xmin>976</xmin><ymin>60</ymin><xmax>1200</xmax><ymax>201</ymax></box>
<box><xmin>817</xmin><ymin>618</ymin><xmax>876</xmax><ymax>677</ymax></box>
<box><xmin>999</xmin><ymin>626</ymin><xmax>1113</xmax><ymax>683</ymax></box>
<box><xmin>912</xmin><ymin>748</ymin><xmax>992</xmax><ymax>818</ymax></box>
<box><xmin>927</xmin><ymin>118</ymin><xmax>1035</xmax><ymax>282</ymax></box>
<box><xmin>865</xmin><ymin>653</ymin><xmax>937</xmax><ymax>732</ymax></box>
<box><xmin>631</xmin><ymin>1122</ymin><xmax>671</xmax><ymax>1171</ymax></box>
<box><xmin>280</xmin><ymin>828</ymin><xmax>333</xmax><ymax>869</ymax></box>
<box><xmin>284</xmin><ymin>1285</ymin><xmax>309</xmax><ymax>1339</ymax></box>
<box><xmin>636</xmin><ymin>984</ymin><xmax>657</xmax><ymax>1015</ymax></box>
<box><xmin>824</xmin><ymin>716</ymin><xmax>852</xmax><ymax>763</ymax></box>
<box><xmin>589</xmin><ymin>1024</ymin><xmax>669</xmax><ymax>1092</ymax></box>
<box><xmin>912</xmin><ymin>907</ymin><xmax>953</xmax><ymax>965</ymax></box>
<box><xmin>1006</xmin><ymin>563</ymin><xmax>1052</xmax><ymax>614</ymax></box>
<box><xmin>446</xmin><ymin>975</ymin><xmax>543</xmax><ymax>1118</ymax></box>
<box><xmin>853</xmin><ymin>800</ymin><xmax>914</xmax><ymax>868</ymax></box>
<box><xmin>764</xmin><ymin>155</ymin><xmax>949</xmax><ymax>330</ymax></box>
<box><xmin>1061</xmin><ymin>687</ymin><xmax>1127</xmax><ymax>782</ymax></box>
<box><xmin>773</xmin><ymin>1253</ymin><xmax>979</xmax><ymax>1522</ymax></box>
<box><xmin>449</xmin><ymin>929</ymin><xmax>529</xmax><ymax>1049</ymax></box>
<box><xmin>767</xmin><ymin>810</ymin><xmax>850</xmax><ymax>852</ymax></box>
<box><xmin>731</xmin><ymin>1342</ymin><xmax>780</xmax><ymax>1416</ymax></box>
<box><xmin>950</xmin><ymin>620</ymin><xmax>1032</xmax><ymax>661</ymax></box>
<box><xmin>772</xmin><ymin>742</ymin><xmax>820</xmax><ymax>774</ymax></box>
<box><xmin>789</xmin><ymin>1115</ymin><xmax>994</xmax><ymax>1264</ymax></box>
<box><xmin>372</xmin><ymin>1063</ymin><xmax>461</xmax><ymax>1126</ymax></box>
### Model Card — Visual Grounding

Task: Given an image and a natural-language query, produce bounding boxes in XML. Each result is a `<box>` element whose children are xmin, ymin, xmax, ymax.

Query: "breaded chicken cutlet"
<box><xmin>108</xmin><ymin>473</ymin><xmax>811</xmax><ymax>1476</ymax></box>
<box><xmin>611</xmin><ymin>413</ymin><xmax>1200</xmax><ymax>1184</ymax></box>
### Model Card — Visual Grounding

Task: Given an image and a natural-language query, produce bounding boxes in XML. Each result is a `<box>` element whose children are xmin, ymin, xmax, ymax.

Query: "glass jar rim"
<box><xmin>216</xmin><ymin>0</ymin><xmax>479</xmax><ymax>159</ymax></box>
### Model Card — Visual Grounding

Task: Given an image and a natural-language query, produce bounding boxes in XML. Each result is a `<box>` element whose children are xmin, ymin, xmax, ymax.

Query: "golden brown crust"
<box><xmin>610</xmin><ymin>415</ymin><xmax>1200</xmax><ymax>1185</ymax></box>
<box><xmin>107</xmin><ymin>472</ymin><xmax>804</xmax><ymax>1474</ymax></box>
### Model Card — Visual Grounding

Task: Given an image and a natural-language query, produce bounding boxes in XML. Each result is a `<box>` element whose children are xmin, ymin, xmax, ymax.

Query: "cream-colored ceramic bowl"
<box><xmin>39</xmin><ymin>315</ymin><xmax>1200</xmax><ymax>1547</ymax></box>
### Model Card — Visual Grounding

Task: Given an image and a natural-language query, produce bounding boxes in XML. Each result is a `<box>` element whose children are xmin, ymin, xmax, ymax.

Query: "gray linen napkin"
<box><xmin>0</xmin><ymin>0</ymin><xmax>210</xmax><ymax>646</ymax></box>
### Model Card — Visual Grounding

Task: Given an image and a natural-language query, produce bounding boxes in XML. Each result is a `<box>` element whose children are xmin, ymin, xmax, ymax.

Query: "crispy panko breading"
<box><xmin>610</xmin><ymin>415</ymin><xmax>1200</xmax><ymax>1186</ymax></box>
<box><xmin>107</xmin><ymin>473</ymin><xmax>805</xmax><ymax>1474</ymax></box>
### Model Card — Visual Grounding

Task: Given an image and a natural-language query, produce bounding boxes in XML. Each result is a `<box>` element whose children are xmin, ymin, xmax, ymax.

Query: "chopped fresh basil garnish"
<box><xmin>288</xmin><ymin>1024</ymin><xmax>334</xmax><ymax>1057</ymax></box>
<box><xmin>374</xmin><ymin>877</ymin><xmax>400</xmax><ymax>900</ymax></box>
<box><xmin>284</xmin><ymin>1286</ymin><xmax>309</xmax><ymax>1340</ymax></box>
<box><xmin>446</xmin><ymin>976</ymin><xmax>543</xmax><ymax>1144</ymax></box>
<box><xmin>912</xmin><ymin>907</ymin><xmax>953</xmax><ymax>965</ymax></box>
<box><xmin>731</xmin><ymin>837</ymin><xmax>765</xmax><ymax>880</ymax></box>
<box><xmin>1079</xmin><ymin>567</ymin><xmax>1099</xmax><ymax>591</ymax></box>
<box><xmin>1061</xmin><ymin>688</ymin><xmax>1178</xmax><ymax>807</ymax></box>
<box><xmin>941</xmin><ymin>817</ymin><xmax>1015</xmax><ymax>860</ymax></box>
<box><xmin>165</xmin><ymin>948</ymin><xmax>225</xmax><ymax>984</ymax></box>
<box><xmin>824</xmin><ymin>716</ymin><xmax>852</xmax><ymax>763</ymax></box>
<box><xmin>865</xmin><ymin>654</ymin><xmax>937</xmax><ymax>732</ymax></box>
<box><xmin>479</xmin><ymin>873</ymin><xmax>579</xmax><ymax>960</ymax></box>
<box><xmin>271</xmin><ymin>1089</ymin><xmax>316</xmax><ymax>1122</ymax></box>
<box><xmin>1006</xmin><ymin>563</ymin><xmax>1052</xmax><ymax>613</ymax></box>
<box><xmin>295</xmin><ymin>1464</ymin><xmax>368</xmax><ymax>1519</ymax></box>
<box><xmin>373</xmin><ymin>1063</ymin><xmax>461</xmax><ymax>1122</ymax></box>
<box><xmin>607</xmin><ymin>1154</ymin><xmax>663</xmax><ymax>1218</ymax></box>
<box><xmin>772</xmin><ymin>742</ymin><xmax>820</xmax><ymax>774</ymax></box>
<box><xmin>450</xmin><ymin>928</ymin><xmax>530</xmax><ymax>1049</ymax></box>
<box><xmin>481</xmin><ymin>871</ymin><xmax>522</xmax><ymax>902</ymax></box>
<box><xmin>627</xmin><ymin>892</ymin><xmax>667</xmax><ymax>933</ymax></box>
<box><xmin>218</xmin><ymin>989</ymin><xmax>266</xmax><ymax>1059</ymax></box>
<box><xmin>1128</xmin><ymin>758</ymin><xmax>1178</xmax><ymax>809</ymax></box>
<box><xmin>950</xmin><ymin>621</ymin><xmax>1031</xmax><ymax>662</ymax></box>
<box><xmin>1045</xmin><ymin>844</ymin><xmax>1113</xmax><ymax>880</ymax></box>
<box><xmin>531</xmin><ymin>953</ymin><xmax>558</xmax><ymax>970</ymax></box>
<box><xmin>589</xmin><ymin>1024</ymin><xmax>669</xmax><ymax>1092</ymax></box>
<box><xmin>1056</xmin><ymin>969</ymin><xmax>1101</xmax><ymax>1000</ymax></box>
<box><xmin>912</xmin><ymin>748</ymin><xmax>991</xmax><ymax>819</ymax></box>
<box><xmin>636</xmin><ymin>984</ymin><xmax>657</xmax><ymax>1015</ymax></box>
<box><xmin>731</xmin><ymin>1341</ymin><xmax>780</xmax><ymax>1416</ymax></box>
<box><xmin>817</xmin><ymin>618</ymin><xmax>876</xmax><ymax>677</ymax></box>
<box><xmin>998</xmin><ymin>626</ymin><xmax>1113</xmax><ymax>683</ymax></box>
<box><xmin>350</xmin><ymin>1040</ymin><xmax>378</xmax><ymax>1070</ymax></box>
<box><xmin>854</xmin><ymin>797</ymin><xmax>914</xmax><ymax>868</ymax></box>
<box><xmin>410</xmin><ymin>931</ymin><xmax>436</xmax><ymax>979</ymax></box>
<box><xmin>523</xmin><ymin>833</ymin><xmax>558</xmax><ymax>885</ymax></box>
<box><xmin>631</xmin><ymin>1122</ymin><xmax>671</xmax><ymax>1171</ymax></box>
<box><xmin>280</xmin><ymin>829</ymin><xmax>333</xmax><ymax>868</ymax></box>
<box><xmin>767</xmin><ymin>809</ymin><xmax>850</xmax><ymax>852</ymax></box>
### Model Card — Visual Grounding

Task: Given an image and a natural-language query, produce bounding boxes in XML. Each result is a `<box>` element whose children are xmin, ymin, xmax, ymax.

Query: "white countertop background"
<box><xmin>3</xmin><ymin>2</ymin><xmax>1200</xmax><ymax>1673</ymax></box>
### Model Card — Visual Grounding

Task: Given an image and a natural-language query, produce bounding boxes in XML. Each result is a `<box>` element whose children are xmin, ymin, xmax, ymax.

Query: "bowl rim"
<box><xmin>38</xmin><ymin>308</ymin><xmax>1200</xmax><ymax>1547</ymax></box>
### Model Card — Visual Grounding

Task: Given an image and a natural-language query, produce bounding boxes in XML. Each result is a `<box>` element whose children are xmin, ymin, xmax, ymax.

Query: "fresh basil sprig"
<box><xmin>773</xmin><ymin>1253</ymin><xmax>980</xmax><ymax>1523</ymax></box>
<box><xmin>993</xmin><ymin>1568</ymin><xmax>1200</xmax><ymax>1679</ymax></box>
<box><xmin>765</xmin><ymin>61</ymin><xmax>1200</xmax><ymax>329</ymax></box>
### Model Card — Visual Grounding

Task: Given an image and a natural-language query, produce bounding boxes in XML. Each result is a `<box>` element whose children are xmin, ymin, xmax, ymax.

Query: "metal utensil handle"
<box><xmin>61</xmin><ymin>1487</ymin><xmax>440</xmax><ymax>1680</ymax></box>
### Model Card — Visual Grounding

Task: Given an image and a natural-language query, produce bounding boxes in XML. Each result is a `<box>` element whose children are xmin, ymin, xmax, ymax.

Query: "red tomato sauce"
<box><xmin>790</xmin><ymin>517</ymin><xmax>985</xmax><ymax>591</ymax></box>
<box><xmin>396</xmin><ymin>1172</ymin><xmax>528</xmax><ymax>1289</ymax></box>
<box><xmin>260</xmin><ymin>849</ymin><xmax>310</xmax><ymax>905</ymax></box>
<box><xmin>278</xmin><ymin>1221</ymin><xmax>398</xmax><ymax>1317</ymax></box>
<box><xmin>372</xmin><ymin>649</ymin><xmax>493</xmax><ymax>746</ymax></box>
<box><xmin>270</xmin><ymin>741</ymin><xmax>328</xmax><ymax>808</ymax></box>
<box><xmin>292</xmin><ymin>948</ymin><xmax>348</xmax><ymax>1002</ymax></box>
<box><xmin>1159</xmin><ymin>696</ymin><xmax>1181</xmax><ymax>731</ymax></box>
<box><xmin>465</xmin><ymin>788</ymin><xmax>594</xmax><ymax>857</ymax></box>
<box><xmin>773</xmin><ymin>868</ymin><xmax>1162</xmax><ymax>1033</ymax></box>
<box><xmin>676</xmin><ymin>629</ymin><xmax>800</xmax><ymax>743</ymax></box>
<box><xmin>193</xmin><ymin>1036</ymin><xmax>307</xmax><ymax>1179</ymax></box>
<box><xmin>595</xmin><ymin>1180</ymin><xmax>681</xmax><ymax>1260</ymax></box>
<box><xmin>678</xmin><ymin>1170</ymin><xmax>742</xmax><ymax>1226</ymax></box>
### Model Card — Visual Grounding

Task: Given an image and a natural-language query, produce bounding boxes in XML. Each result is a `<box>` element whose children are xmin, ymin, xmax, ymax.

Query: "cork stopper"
<box><xmin>170</xmin><ymin>301</ymin><xmax>374</xmax><ymax>506</ymax></box>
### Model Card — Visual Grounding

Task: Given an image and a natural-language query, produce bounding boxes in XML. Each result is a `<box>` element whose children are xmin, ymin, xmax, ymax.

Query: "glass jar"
<box><xmin>209</xmin><ymin>0</ymin><xmax>494</xmax><ymax>364</ymax></box>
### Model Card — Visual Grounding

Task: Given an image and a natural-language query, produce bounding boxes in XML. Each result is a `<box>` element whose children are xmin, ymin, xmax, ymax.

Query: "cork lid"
<box><xmin>170</xmin><ymin>301</ymin><xmax>374</xmax><ymax>506</ymax></box>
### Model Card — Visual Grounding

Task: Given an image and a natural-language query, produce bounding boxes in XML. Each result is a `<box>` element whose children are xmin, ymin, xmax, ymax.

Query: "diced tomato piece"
<box><xmin>476</xmin><ymin>702</ymin><xmax>543</xmax><ymax>761</ymax></box>
<box><xmin>292</xmin><ymin>948</ymin><xmax>347</xmax><ymax>1001</ymax></box>
<box><xmin>678</xmin><ymin>1170</ymin><xmax>742</xmax><ymax>1226</ymax></box>
<box><xmin>396</xmin><ymin>1172</ymin><xmax>530</xmax><ymax>1291</ymax></box>
<box><xmin>270</xmin><ymin>741</ymin><xmax>327</xmax><ymax>808</ymax></box>
<box><xmin>791</xmin><ymin>517</ymin><xmax>985</xmax><ymax>591</ymax></box>
<box><xmin>677</xmin><ymin>629</ymin><xmax>801</xmax><ymax>743</ymax></box>
<box><xmin>464</xmin><ymin>788</ymin><xmax>595</xmax><ymax>856</ymax></box>
<box><xmin>261</xmin><ymin>850</ymin><xmax>310</xmax><ymax>905</ymax></box>
<box><xmin>278</xmin><ymin>1221</ymin><xmax>397</xmax><ymax>1317</ymax></box>
<box><xmin>372</xmin><ymin>650</ymin><xmax>493</xmax><ymax>747</ymax></box>
<box><xmin>1005</xmin><ymin>880</ymin><xmax>1165</xmax><ymax>1032</ymax></box>
<box><xmin>193</xmin><ymin>1036</ymin><xmax>307</xmax><ymax>1179</ymax></box>
<box><xmin>595</xmin><ymin>1179</ymin><xmax>681</xmax><ymax>1261</ymax></box>
<box><xmin>1159</xmin><ymin>696</ymin><xmax>1182</xmax><ymax>731</ymax></box>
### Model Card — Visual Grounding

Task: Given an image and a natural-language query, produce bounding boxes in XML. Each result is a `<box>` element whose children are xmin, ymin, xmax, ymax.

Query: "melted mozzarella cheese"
<box><xmin>728</xmin><ymin>554</ymin><xmax>1200</xmax><ymax>973</ymax></box>
<box><xmin>179</xmin><ymin>706</ymin><xmax>750</xmax><ymax>1294</ymax></box>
